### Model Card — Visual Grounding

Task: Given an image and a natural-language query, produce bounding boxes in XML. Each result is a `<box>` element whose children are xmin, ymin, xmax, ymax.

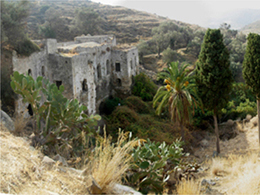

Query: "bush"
<box><xmin>132</xmin><ymin>73</ymin><xmax>157</xmax><ymax>101</ymax></box>
<box><xmin>128</xmin><ymin>138</ymin><xmax>186</xmax><ymax>194</ymax></box>
<box><xmin>102</xmin><ymin>97</ymin><xmax>124</xmax><ymax>115</ymax></box>
<box><xmin>15</xmin><ymin>37</ymin><xmax>40</xmax><ymax>56</ymax></box>
<box><xmin>125</xmin><ymin>96</ymin><xmax>152</xmax><ymax>114</ymax></box>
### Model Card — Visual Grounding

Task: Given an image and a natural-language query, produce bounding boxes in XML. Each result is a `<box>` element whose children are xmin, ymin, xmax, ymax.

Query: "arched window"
<box><xmin>130</xmin><ymin>60</ymin><xmax>133</xmax><ymax>69</ymax></box>
<box><xmin>106</xmin><ymin>59</ymin><xmax>110</xmax><ymax>75</ymax></box>
<box><xmin>28</xmin><ymin>69</ymin><xmax>32</xmax><ymax>76</ymax></box>
<box><xmin>97</xmin><ymin>64</ymin><xmax>102</xmax><ymax>79</ymax></box>
<box><xmin>117</xmin><ymin>78</ymin><xmax>122</xmax><ymax>87</ymax></box>
<box><xmin>82</xmin><ymin>79</ymin><xmax>88</xmax><ymax>91</ymax></box>
<box><xmin>42</xmin><ymin>66</ymin><xmax>45</xmax><ymax>76</ymax></box>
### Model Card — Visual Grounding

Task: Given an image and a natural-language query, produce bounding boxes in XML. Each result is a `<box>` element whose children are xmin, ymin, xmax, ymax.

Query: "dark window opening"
<box><xmin>130</xmin><ymin>60</ymin><xmax>133</xmax><ymax>69</ymax></box>
<box><xmin>106</xmin><ymin>60</ymin><xmax>110</xmax><ymax>75</ymax></box>
<box><xmin>28</xmin><ymin>69</ymin><xmax>32</xmax><ymax>76</ymax></box>
<box><xmin>27</xmin><ymin>104</ymin><xmax>33</xmax><ymax>116</ymax></box>
<box><xmin>97</xmin><ymin>64</ymin><xmax>101</xmax><ymax>79</ymax></box>
<box><xmin>82</xmin><ymin>79</ymin><xmax>88</xmax><ymax>91</ymax></box>
<box><xmin>42</xmin><ymin>66</ymin><xmax>45</xmax><ymax>76</ymax></box>
<box><xmin>116</xmin><ymin>62</ymin><xmax>121</xmax><ymax>72</ymax></box>
<box><xmin>56</xmin><ymin>81</ymin><xmax>62</xmax><ymax>89</ymax></box>
<box><xmin>65</xmin><ymin>60</ymin><xmax>68</xmax><ymax>64</ymax></box>
<box><xmin>117</xmin><ymin>78</ymin><xmax>122</xmax><ymax>87</ymax></box>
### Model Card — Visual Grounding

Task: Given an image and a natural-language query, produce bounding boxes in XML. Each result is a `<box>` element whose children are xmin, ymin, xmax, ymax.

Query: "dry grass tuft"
<box><xmin>210</xmin><ymin>157</ymin><xmax>227</xmax><ymax>176</ymax></box>
<box><xmin>176</xmin><ymin>179</ymin><xmax>201</xmax><ymax>195</ymax></box>
<box><xmin>85</xmin><ymin>130</ymin><xmax>139</xmax><ymax>194</ymax></box>
<box><xmin>208</xmin><ymin>152</ymin><xmax>260</xmax><ymax>194</ymax></box>
<box><xmin>13</xmin><ymin>111</ymin><xmax>31</xmax><ymax>136</ymax></box>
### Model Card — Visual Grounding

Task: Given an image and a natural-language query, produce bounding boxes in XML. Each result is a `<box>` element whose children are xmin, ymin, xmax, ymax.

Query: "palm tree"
<box><xmin>153</xmin><ymin>61</ymin><xmax>201</xmax><ymax>142</ymax></box>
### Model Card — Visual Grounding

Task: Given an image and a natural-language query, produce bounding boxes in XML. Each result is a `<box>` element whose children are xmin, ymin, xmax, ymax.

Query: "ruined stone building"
<box><xmin>12</xmin><ymin>35</ymin><xmax>139</xmax><ymax>114</ymax></box>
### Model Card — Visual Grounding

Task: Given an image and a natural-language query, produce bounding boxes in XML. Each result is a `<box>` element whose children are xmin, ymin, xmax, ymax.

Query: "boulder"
<box><xmin>226</xmin><ymin>119</ymin><xmax>234</xmax><ymax>126</ymax></box>
<box><xmin>200</xmin><ymin>139</ymin><xmax>209</xmax><ymax>148</ymax></box>
<box><xmin>42</xmin><ymin>156</ymin><xmax>55</xmax><ymax>170</ymax></box>
<box><xmin>245</xmin><ymin>114</ymin><xmax>252</xmax><ymax>122</ymax></box>
<box><xmin>0</xmin><ymin>110</ymin><xmax>14</xmax><ymax>131</ymax></box>
<box><xmin>53</xmin><ymin>154</ymin><xmax>68</xmax><ymax>167</ymax></box>
<box><xmin>112</xmin><ymin>184</ymin><xmax>142</xmax><ymax>195</ymax></box>
<box><xmin>251</xmin><ymin>115</ymin><xmax>258</xmax><ymax>126</ymax></box>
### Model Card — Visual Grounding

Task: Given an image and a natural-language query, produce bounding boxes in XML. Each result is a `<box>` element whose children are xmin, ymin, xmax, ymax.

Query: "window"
<box><xmin>117</xmin><ymin>78</ymin><xmax>122</xmax><ymax>87</ymax></box>
<box><xmin>42</xmin><ymin>66</ymin><xmax>45</xmax><ymax>76</ymax></box>
<box><xmin>130</xmin><ymin>60</ymin><xmax>133</xmax><ymax>69</ymax></box>
<box><xmin>27</xmin><ymin>104</ymin><xmax>33</xmax><ymax>116</ymax></box>
<box><xmin>82</xmin><ymin>79</ymin><xmax>88</xmax><ymax>91</ymax></box>
<box><xmin>116</xmin><ymin>62</ymin><xmax>121</xmax><ymax>72</ymax></box>
<box><xmin>28</xmin><ymin>69</ymin><xmax>32</xmax><ymax>76</ymax></box>
<box><xmin>56</xmin><ymin>81</ymin><xmax>62</xmax><ymax>89</ymax></box>
<box><xmin>97</xmin><ymin>64</ymin><xmax>102</xmax><ymax>79</ymax></box>
<box><xmin>106</xmin><ymin>60</ymin><xmax>110</xmax><ymax>75</ymax></box>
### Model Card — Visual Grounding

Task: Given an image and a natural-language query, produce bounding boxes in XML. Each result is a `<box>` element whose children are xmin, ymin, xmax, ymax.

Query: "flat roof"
<box><xmin>57</xmin><ymin>42</ymin><xmax>101</xmax><ymax>51</ymax></box>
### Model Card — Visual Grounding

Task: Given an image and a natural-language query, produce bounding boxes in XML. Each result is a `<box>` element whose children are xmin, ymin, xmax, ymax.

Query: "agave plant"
<box><xmin>153</xmin><ymin>61</ymin><xmax>201</xmax><ymax>141</ymax></box>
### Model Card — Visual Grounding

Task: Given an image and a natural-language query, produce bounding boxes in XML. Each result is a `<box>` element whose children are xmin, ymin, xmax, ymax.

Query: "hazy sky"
<box><xmin>91</xmin><ymin>0</ymin><xmax>260</xmax><ymax>28</ymax></box>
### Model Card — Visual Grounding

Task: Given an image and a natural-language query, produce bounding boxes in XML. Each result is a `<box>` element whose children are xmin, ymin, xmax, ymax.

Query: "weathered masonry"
<box><xmin>13</xmin><ymin>35</ymin><xmax>139</xmax><ymax>114</ymax></box>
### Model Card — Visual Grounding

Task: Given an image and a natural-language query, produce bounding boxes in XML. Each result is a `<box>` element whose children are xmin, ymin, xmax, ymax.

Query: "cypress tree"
<box><xmin>196</xmin><ymin>29</ymin><xmax>233</xmax><ymax>154</ymax></box>
<box><xmin>242</xmin><ymin>33</ymin><xmax>260</xmax><ymax>146</ymax></box>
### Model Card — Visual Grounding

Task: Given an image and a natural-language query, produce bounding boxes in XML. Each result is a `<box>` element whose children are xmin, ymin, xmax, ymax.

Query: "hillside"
<box><xmin>240</xmin><ymin>20</ymin><xmax>260</xmax><ymax>35</ymax></box>
<box><xmin>26</xmin><ymin>0</ymin><xmax>204</xmax><ymax>43</ymax></box>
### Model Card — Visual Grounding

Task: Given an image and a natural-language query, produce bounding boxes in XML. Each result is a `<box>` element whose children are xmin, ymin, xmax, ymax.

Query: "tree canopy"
<box><xmin>196</xmin><ymin>29</ymin><xmax>233</xmax><ymax>153</ymax></box>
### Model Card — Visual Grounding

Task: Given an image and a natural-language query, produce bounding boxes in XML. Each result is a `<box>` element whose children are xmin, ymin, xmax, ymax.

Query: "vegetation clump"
<box><xmin>132</xmin><ymin>73</ymin><xmax>157</xmax><ymax>101</ymax></box>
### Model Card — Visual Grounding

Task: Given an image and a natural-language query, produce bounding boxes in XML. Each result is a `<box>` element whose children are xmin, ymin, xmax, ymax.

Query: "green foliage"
<box><xmin>129</xmin><ymin>139</ymin><xmax>186</xmax><ymax>194</ymax></box>
<box><xmin>151</xmin><ymin>21</ymin><xmax>193</xmax><ymax>56</ymax></box>
<box><xmin>162</xmin><ymin>47</ymin><xmax>178</xmax><ymax>64</ymax></box>
<box><xmin>242</xmin><ymin>33</ymin><xmax>260</xmax><ymax>98</ymax></box>
<box><xmin>132</xmin><ymin>73</ymin><xmax>157</xmax><ymax>101</ymax></box>
<box><xmin>39</xmin><ymin>25</ymin><xmax>56</xmax><ymax>38</ymax></box>
<box><xmin>102</xmin><ymin>97</ymin><xmax>124</xmax><ymax>115</ymax></box>
<box><xmin>72</xmin><ymin>7</ymin><xmax>103</xmax><ymax>36</ymax></box>
<box><xmin>15</xmin><ymin>37</ymin><xmax>40</xmax><ymax>56</ymax></box>
<box><xmin>153</xmin><ymin>62</ymin><xmax>201</xmax><ymax>130</ymax></box>
<box><xmin>10</xmin><ymin>71</ymin><xmax>101</xmax><ymax>156</ymax></box>
<box><xmin>1</xmin><ymin>1</ymin><xmax>40</xmax><ymax>56</ymax></box>
<box><xmin>125</xmin><ymin>96</ymin><xmax>152</xmax><ymax>114</ymax></box>
<box><xmin>195</xmin><ymin>29</ymin><xmax>233</xmax><ymax>114</ymax></box>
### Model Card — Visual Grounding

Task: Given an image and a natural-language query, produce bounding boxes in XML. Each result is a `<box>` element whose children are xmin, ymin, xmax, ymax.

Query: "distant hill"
<box><xmin>240</xmin><ymin>20</ymin><xmax>260</xmax><ymax>35</ymax></box>
<box><xmin>26</xmin><ymin>0</ymin><xmax>204</xmax><ymax>43</ymax></box>
<box><xmin>208</xmin><ymin>9</ymin><xmax>260</xmax><ymax>30</ymax></box>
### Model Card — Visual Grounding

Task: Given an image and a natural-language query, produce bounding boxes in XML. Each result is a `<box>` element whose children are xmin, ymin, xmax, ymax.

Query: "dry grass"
<box><xmin>85</xmin><ymin>130</ymin><xmax>139</xmax><ymax>194</ymax></box>
<box><xmin>176</xmin><ymin>179</ymin><xmax>201</xmax><ymax>195</ymax></box>
<box><xmin>13</xmin><ymin>111</ymin><xmax>31</xmax><ymax>136</ymax></box>
<box><xmin>208</xmin><ymin>152</ymin><xmax>260</xmax><ymax>194</ymax></box>
<box><xmin>0</xmin><ymin>126</ymin><xmax>90</xmax><ymax>194</ymax></box>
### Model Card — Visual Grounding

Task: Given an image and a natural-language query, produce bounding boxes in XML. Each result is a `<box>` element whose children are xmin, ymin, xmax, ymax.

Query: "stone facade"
<box><xmin>12</xmin><ymin>35</ymin><xmax>139</xmax><ymax>115</ymax></box>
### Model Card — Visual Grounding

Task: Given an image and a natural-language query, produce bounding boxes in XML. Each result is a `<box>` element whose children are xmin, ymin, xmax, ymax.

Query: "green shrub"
<box><xmin>102</xmin><ymin>97</ymin><xmax>124</xmax><ymax>115</ymax></box>
<box><xmin>132</xmin><ymin>73</ymin><xmax>157</xmax><ymax>101</ymax></box>
<box><xmin>128</xmin><ymin>139</ymin><xmax>186</xmax><ymax>194</ymax></box>
<box><xmin>15</xmin><ymin>37</ymin><xmax>40</xmax><ymax>56</ymax></box>
<box><xmin>125</xmin><ymin>96</ymin><xmax>152</xmax><ymax>114</ymax></box>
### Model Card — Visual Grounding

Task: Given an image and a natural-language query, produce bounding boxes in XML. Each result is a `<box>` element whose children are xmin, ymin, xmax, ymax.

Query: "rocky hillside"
<box><xmin>240</xmin><ymin>20</ymin><xmax>260</xmax><ymax>35</ymax></box>
<box><xmin>26</xmin><ymin>0</ymin><xmax>203</xmax><ymax>43</ymax></box>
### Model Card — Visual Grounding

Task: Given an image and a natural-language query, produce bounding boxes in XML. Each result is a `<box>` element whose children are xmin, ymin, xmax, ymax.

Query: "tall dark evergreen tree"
<box><xmin>196</xmin><ymin>29</ymin><xmax>233</xmax><ymax>154</ymax></box>
<box><xmin>242</xmin><ymin>33</ymin><xmax>260</xmax><ymax>146</ymax></box>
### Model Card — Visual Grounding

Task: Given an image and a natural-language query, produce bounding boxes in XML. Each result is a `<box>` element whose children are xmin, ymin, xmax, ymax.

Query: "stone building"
<box><xmin>12</xmin><ymin>35</ymin><xmax>139</xmax><ymax>114</ymax></box>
